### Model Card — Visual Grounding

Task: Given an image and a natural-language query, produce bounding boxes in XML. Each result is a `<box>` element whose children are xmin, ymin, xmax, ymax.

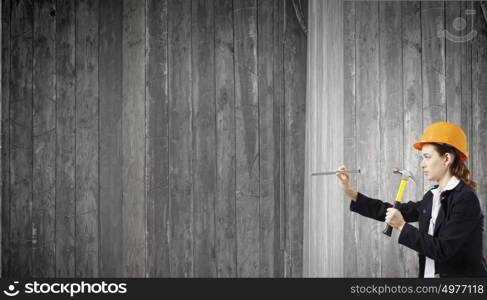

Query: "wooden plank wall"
<box><xmin>305</xmin><ymin>0</ymin><xmax>487</xmax><ymax>277</ymax></box>
<box><xmin>303</xmin><ymin>0</ymin><xmax>344</xmax><ymax>277</ymax></box>
<box><xmin>0</xmin><ymin>0</ymin><xmax>2</xmax><ymax>277</ymax></box>
<box><xmin>472</xmin><ymin>0</ymin><xmax>487</xmax><ymax>262</ymax></box>
<box><xmin>1</xmin><ymin>0</ymin><xmax>9</xmax><ymax>278</ymax></box>
<box><xmin>1</xmin><ymin>0</ymin><xmax>307</xmax><ymax>278</ymax></box>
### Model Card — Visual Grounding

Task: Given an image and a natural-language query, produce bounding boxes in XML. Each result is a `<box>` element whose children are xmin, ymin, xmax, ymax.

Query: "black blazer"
<box><xmin>350</xmin><ymin>180</ymin><xmax>487</xmax><ymax>277</ymax></box>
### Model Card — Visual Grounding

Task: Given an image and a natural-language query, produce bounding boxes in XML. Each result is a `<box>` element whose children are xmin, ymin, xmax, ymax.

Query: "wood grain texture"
<box><xmin>472</xmin><ymin>0</ymin><xmax>487</xmax><ymax>260</ymax></box>
<box><xmin>214</xmin><ymin>0</ymin><xmax>237</xmax><ymax>278</ymax></box>
<box><xmin>146</xmin><ymin>0</ymin><xmax>170</xmax><ymax>277</ymax></box>
<box><xmin>99</xmin><ymin>0</ymin><xmax>123</xmax><ymax>277</ymax></box>
<box><xmin>2</xmin><ymin>0</ymin><xmax>308</xmax><ymax>278</ymax></box>
<box><xmin>75</xmin><ymin>0</ymin><xmax>99</xmax><ymax>277</ymax></box>
<box><xmin>379</xmin><ymin>0</ymin><xmax>404</xmax><ymax>277</ymax></box>
<box><xmin>234</xmin><ymin>0</ymin><xmax>260</xmax><ymax>277</ymax></box>
<box><xmin>304</xmin><ymin>0</ymin><xmax>323</xmax><ymax>277</ymax></box>
<box><xmin>55</xmin><ymin>0</ymin><xmax>76</xmax><ymax>278</ymax></box>
<box><xmin>342</xmin><ymin>0</ymin><xmax>358</xmax><ymax>278</ymax></box>
<box><xmin>192</xmin><ymin>0</ymin><xmax>217</xmax><ymax>277</ymax></box>
<box><xmin>0</xmin><ymin>0</ymin><xmax>2</xmax><ymax>278</ymax></box>
<box><xmin>122</xmin><ymin>0</ymin><xmax>146</xmax><ymax>277</ymax></box>
<box><xmin>168</xmin><ymin>0</ymin><xmax>193</xmax><ymax>277</ymax></box>
<box><xmin>355</xmin><ymin>0</ymin><xmax>381</xmax><ymax>277</ymax></box>
<box><xmin>1</xmin><ymin>0</ymin><xmax>11</xmax><ymax>277</ymax></box>
<box><xmin>401</xmin><ymin>0</ymin><xmax>423</xmax><ymax>278</ymax></box>
<box><xmin>460</xmin><ymin>0</ymin><xmax>473</xmax><ymax>173</ymax></box>
<box><xmin>10</xmin><ymin>0</ymin><xmax>34</xmax><ymax>277</ymax></box>
<box><xmin>258</xmin><ymin>0</ymin><xmax>277</xmax><ymax>277</ymax></box>
<box><xmin>32</xmin><ymin>0</ymin><xmax>56</xmax><ymax>277</ymax></box>
<box><xmin>284</xmin><ymin>0</ymin><xmax>306</xmax><ymax>277</ymax></box>
<box><xmin>305</xmin><ymin>0</ymin><xmax>344</xmax><ymax>277</ymax></box>
<box><xmin>445</xmin><ymin>1</ymin><xmax>463</xmax><ymax>126</ymax></box>
<box><xmin>273</xmin><ymin>0</ymin><xmax>285</xmax><ymax>278</ymax></box>
<box><xmin>310</xmin><ymin>0</ymin><xmax>344</xmax><ymax>277</ymax></box>
<box><xmin>325</xmin><ymin>0</ymin><xmax>343</xmax><ymax>277</ymax></box>
<box><xmin>0</xmin><ymin>0</ymin><xmax>3</xmax><ymax>277</ymax></box>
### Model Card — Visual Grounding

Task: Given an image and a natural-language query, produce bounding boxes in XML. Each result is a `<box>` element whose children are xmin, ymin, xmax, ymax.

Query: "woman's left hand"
<box><xmin>385</xmin><ymin>208</ymin><xmax>406</xmax><ymax>231</ymax></box>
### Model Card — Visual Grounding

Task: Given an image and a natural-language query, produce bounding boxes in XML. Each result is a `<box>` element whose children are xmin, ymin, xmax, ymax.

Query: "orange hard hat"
<box><xmin>413</xmin><ymin>121</ymin><xmax>468</xmax><ymax>161</ymax></box>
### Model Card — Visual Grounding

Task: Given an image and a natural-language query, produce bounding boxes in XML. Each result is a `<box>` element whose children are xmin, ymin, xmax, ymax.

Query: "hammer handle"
<box><xmin>395</xmin><ymin>179</ymin><xmax>408</xmax><ymax>202</ymax></box>
<box><xmin>383</xmin><ymin>179</ymin><xmax>409</xmax><ymax>237</ymax></box>
<box><xmin>382</xmin><ymin>202</ymin><xmax>401</xmax><ymax>236</ymax></box>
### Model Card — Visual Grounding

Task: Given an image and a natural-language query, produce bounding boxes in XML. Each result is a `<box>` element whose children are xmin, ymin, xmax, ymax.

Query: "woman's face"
<box><xmin>420</xmin><ymin>144</ymin><xmax>451</xmax><ymax>181</ymax></box>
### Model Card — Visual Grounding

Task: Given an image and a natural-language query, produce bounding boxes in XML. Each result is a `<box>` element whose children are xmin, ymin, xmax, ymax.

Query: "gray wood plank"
<box><xmin>75</xmin><ymin>0</ymin><xmax>99</xmax><ymax>277</ymax></box>
<box><xmin>122</xmin><ymin>0</ymin><xmax>146</xmax><ymax>277</ymax></box>
<box><xmin>471</xmin><ymin>1</ymin><xmax>479</xmax><ymax>205</ymax></box>
<box><xmin>32</xmin><ymin>0</ymin><xmax>56</xmax><ymax>277</ymax></box>
<box><xmin>460</xmin><ymin>0</ymin><xmax>473</xmax><ymax>172</ymax></box>
<box><xmin>421</xmin><ymin>0</ymin><xmax>446</xmax><ymax>123</ymax></box>
<box><xmin>192</xmin><ymin>0</ymin><xmax>217</xmax><ymax>277</ymax></box>
<box><xmin>445</xmin><ymin>1</ymin><xmax>463</xmax><ymax>125</ymax></box>
<box><xmin>10</xmin><ymin>0</ymin><xmax>34</xmax><ymax>277</ymax></box>
<box><xmin>55</xmin><ymin>0</ymin><xmax>76</xmax><ymax>278</ymax></box>
<box><xmin>401</xmin><ymin>0</ymin><xmax>423</xmax><ymax>278</ymax></box>
<box><xmin>146</xmin><ymin>0</ymin><xmax>170</xmax><ymax>277</ymax></box>
<box><xmin>233</xmin><ymin>0</ymin><xmax>260</xmax><ymax>277</ymax></box>
<box><xmin>304</xmin><ymin>0</ymin><xmax>324</xmax><ymax>277</ymax></box>
<box><xmin>480</xmin><ymin>5</ymin><xmax>487</xmax><ymax>256</ymax></box>
<box><xmin>284</xmin><ymin>0</ymin><xmax>306</xmax><ymax>277</ymax></box>
<box><xmin>0</xmin><ymin>0</ymin><xmax>2</xmax><ymax>278</ymax></box>
<box><xmin>214</xmin><ymin>0</ymin><xmax>237</xmax><ymax>278</ymax></box>
<box><xmin>355</xmin><ymin>0</ymin><xmax>381</xmax><ymax>277</ymax></box>
<box><xmin>316</xmin><ymin>0</ymin><xmax>329</xmax><ymax>276</ymax></box>
<box><xmin>319</xmin><ymin>0</ymin><xmax>344</xmax><ymax>277</ymax></box>
<box><xmin>379</xmin><ymin>0</ymin><xmax>404</xmax><ymax>277</ymax></box>
<box><xmin>1</xmin><ymin>0</ymin><xmax>11</xmax><ymax>277</ymax></box>
<box><xmin>99</xmin><ymin>0</ymin><xmax>123</xmax><ymax>277</ymax></box>
<box><xmin>0</xmin><ymin>0</ymin><xmax>313</xmax><ymax>278</ymax></box>
<box><xmin>168</xmin><ymin>0</ymin><xmax>193</xmax><ymax>277</ymax></box>
<box><xmin>343</xmin><ymin>0</ymin><xmax>358</xmax><ymax>278</ymax></box>
<box><xmin>258</xmin><ymin>0</ymin><xmax>277</xmax><ymax>277</ymax></box>
<box><xmin>471</xmin><ymin>0</ymin><xmax>487</xmax><ymax>259</ymax></box>
<box><xmin>421</xmin><ymin>0</ymin><xmax>446</xmax><ymax>192</ymax></box>
<box><xmin>305</xmin><ymin>0</ymin><xmax>323</xmax><ymax>277</ymax></box>
<box><xmin>273</xmin><ymin>0</ymin><xmax>285</xmax><ymax>278</ymax></box>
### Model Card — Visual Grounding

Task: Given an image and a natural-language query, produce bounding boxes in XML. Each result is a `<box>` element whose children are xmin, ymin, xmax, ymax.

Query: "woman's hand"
<box><xmin>336</xmin><ymin>166</ymin><xmax>357</xmax><ymax>201</ymax></box>
<box><xmin>385</xmin><ymin>208</ymin><xmax>406</xmax><ymax>230</ymax></box>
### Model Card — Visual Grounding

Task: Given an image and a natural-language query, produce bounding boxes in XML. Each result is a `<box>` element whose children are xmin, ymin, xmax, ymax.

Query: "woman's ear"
<box><xmin>444</xmin><ymin>152</ymin><xmax>454</xmax><ymax>166</ymax></box>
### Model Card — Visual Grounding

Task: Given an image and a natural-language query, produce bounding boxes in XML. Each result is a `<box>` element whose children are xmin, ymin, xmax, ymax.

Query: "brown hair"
<box><xmin>430</xmin><ymin>143</ymin><xmax>477</xmax><ymax>190</ymax></box>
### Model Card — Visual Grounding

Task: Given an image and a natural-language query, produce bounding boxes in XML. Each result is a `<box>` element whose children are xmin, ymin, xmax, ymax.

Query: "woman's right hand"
<box><xmin>336</xmin><ymin>166</ymin><xmax>357</xmax><ymax>201</ymax></box>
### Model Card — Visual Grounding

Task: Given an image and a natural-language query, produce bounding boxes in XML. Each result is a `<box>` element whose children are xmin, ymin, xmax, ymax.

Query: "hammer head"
<box><xmin>392</xmin><ymin>168</ymin><xmax>417</xmax><ymax>184</ymax></box>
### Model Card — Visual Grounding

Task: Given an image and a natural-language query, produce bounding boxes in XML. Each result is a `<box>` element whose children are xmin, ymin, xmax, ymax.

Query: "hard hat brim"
<box><xmin>413</xmin><ymin>141</ymin><xmax>468</xmax><ymax>161</ymax></box>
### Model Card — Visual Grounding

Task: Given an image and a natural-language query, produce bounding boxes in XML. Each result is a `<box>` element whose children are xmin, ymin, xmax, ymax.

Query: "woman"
<box><xmin>337</xmin><ymin>121</ymin><xmax>487</xmax><ymax>277</ymax></box>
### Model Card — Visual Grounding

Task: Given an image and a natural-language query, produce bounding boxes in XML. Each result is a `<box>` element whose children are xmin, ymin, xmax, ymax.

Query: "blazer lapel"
<box><xmin>434</xmin><ymin>207</ymin><xmax>445</xmax><ymax>236</ymax></box>
<box><xmin>421</xmin><ymin>193</ymin><xmax>433</xmax><ymax>234</ymax></box>
<box><xmin>433</xmin><ymin>192</ymin><xmax>449</xmax><ymax>236</ymax></box>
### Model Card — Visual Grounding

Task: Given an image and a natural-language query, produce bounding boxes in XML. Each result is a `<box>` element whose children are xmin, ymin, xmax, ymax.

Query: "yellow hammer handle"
<box><xmin>395</xmin><ymin>179</ymin><xmax>408</xmax><ymax>203</ymax></box>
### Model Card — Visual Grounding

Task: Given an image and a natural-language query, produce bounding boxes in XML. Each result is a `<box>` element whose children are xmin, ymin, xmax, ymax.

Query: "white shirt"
<box><xmin>424</xmin><ymin>176</ymin><xmax>460</xmax><ymax>278</ymax></box>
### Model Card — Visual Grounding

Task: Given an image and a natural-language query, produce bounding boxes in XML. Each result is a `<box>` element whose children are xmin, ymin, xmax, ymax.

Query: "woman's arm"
<box><xmin>336</xmin><ymin>166</ymin><xmax>420</xmax><ymax>223</ymax></box>
<box><xmin>350</xmin><ymin>192</ymin><xmax>421</xmax><ymax>223</ymax></box>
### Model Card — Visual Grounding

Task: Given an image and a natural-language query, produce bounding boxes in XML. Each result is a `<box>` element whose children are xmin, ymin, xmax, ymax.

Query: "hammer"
<box><xmin>383</xmin><ymin>168</ymin><xmax>417</xmax><ymax>236</ymax></box>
